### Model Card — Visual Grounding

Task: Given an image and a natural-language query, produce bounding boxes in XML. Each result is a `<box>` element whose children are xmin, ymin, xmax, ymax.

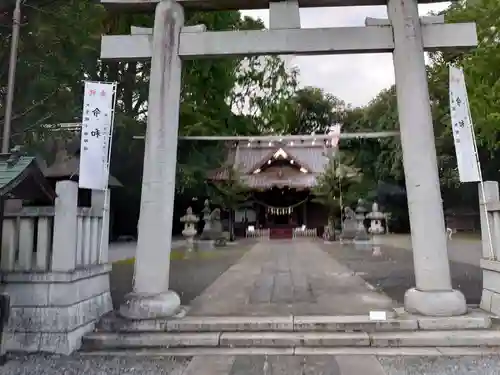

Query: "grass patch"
<box><xmin>113</xmin><ymin>248</ymin><xmax>245</xmax><ymax>265</ymax></box>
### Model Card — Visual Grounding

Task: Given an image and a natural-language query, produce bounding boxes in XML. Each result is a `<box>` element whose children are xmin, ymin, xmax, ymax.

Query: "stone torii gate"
<box><xmin>101</xmin><ymin>0</ymin><xmax>477</xmax><ymax>318</ymax></box>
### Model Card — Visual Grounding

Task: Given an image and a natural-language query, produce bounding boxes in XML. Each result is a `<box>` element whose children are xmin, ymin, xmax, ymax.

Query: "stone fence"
<box><xmin>245</xmin><ymin>228</ymin><xmax>270</xmax><ymax>239</ymax></box>
<box><xmin>1</xmin><ymin>180</ymin><xmax>112</xmax><ymax>354</ymax></box>
<box><xmin>292</xmin><ymin>228</ymin><xmax>317</xmax><ymax>238</ymax></box>
<box><xmin>479</xmin><ymin>181</ymin><xmax>500</xmax><ymax>316</ymax></box>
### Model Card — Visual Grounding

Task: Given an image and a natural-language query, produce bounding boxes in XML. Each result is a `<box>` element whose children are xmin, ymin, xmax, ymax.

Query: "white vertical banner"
<box><xmin>79</xmin><ymin>81</ymin><xmax>117</xmax><ymax>190</ymax></box>
<box><xmin>449</xmin><ymin>66</ymin><xmax>481</xmax><ymax>183</ymax></box>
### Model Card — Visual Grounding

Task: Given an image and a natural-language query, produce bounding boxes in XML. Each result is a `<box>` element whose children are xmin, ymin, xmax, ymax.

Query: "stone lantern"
<box><xmin>367</xmin><ymin>202</ymin><xmax>385</xmax><ymax>234</ymax></box>
<box><xmin>181</xmin><ymin>207</ymin><xmax>199</xmax><ymax>254</ymax></box>
<box><xmin>354</xmin><ymin>199</ymin><xmax>370</xmax><ymax>243</ymax></box>
<box><xmin>367</xmin><ymin>201</ymin><xmax>386</xmax><ymax>256</ymax></box>
<box><xmin>200</xmin><ymin>199</ymin><xmax>212</xmax><ymax>239</ymax></box>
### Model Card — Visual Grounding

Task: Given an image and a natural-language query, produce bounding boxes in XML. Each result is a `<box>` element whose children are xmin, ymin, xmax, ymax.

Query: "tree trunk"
<box><xmin>228</xmin><ymin>208</ymin><xmax>235</xmax><ymax>242</ymax></box>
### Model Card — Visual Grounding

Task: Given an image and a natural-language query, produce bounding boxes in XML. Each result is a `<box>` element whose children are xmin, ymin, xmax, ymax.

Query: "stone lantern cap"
<box><xmin>366</xmin><ymin>201</ymin><xmax>385</xmax><ymax>220</ymax></box>
<box><xmin>355</xmin><ymin>198</ymin><xmax>368</xmax><ymax>214</ymax></box>
<box><xmin>181</xmin><ymin>207</ymin><xmax>199</xmax><ymax>224</ymax></box>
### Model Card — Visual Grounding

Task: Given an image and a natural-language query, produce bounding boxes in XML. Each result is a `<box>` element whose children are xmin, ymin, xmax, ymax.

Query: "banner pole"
<box><xmin>98</xmin><ymin>82</ymin><xmax>118</xmax><ymax>263</ymax></box>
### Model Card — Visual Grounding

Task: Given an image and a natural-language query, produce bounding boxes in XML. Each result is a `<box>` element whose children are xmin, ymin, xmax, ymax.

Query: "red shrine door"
<box><xmin>269</xmin><ymin>227</ymin><xmax>293</xmax><ymax>239</ymax></box>
<box><xmin>268</xmin><ymin>212</ymin><xmax>295</xmax><ymax>239</ymax></box>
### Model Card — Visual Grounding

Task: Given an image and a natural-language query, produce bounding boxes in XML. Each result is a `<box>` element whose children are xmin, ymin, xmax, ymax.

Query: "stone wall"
<box><xmin>1</xmin><ymin>181</ymin><xmax>112</xmax><ymax>354</ymax></box>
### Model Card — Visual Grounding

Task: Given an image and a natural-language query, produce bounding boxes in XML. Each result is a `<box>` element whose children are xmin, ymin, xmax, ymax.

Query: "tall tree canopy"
<box><xmin>282</xmin><ymin>87</ymin><xmax>347</xmax><ymax>135</ymax></box>
<box><xmin>0</xmin><ymin>0</ymin><xmax>299</xmax><ymax>236</ymax></box>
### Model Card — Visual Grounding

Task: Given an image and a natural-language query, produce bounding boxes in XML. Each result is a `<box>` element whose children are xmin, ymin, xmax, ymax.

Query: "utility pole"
<box><xmin>2</xmin><ymin>0</ymin><xmax>22</xmax><ymax>153</ymax></box>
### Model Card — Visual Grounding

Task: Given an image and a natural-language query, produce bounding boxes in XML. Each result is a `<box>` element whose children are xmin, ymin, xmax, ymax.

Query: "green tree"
<box><xmin>282</xmin><ymin>87</ymin><xmax>347</xmax><ymax>135</ymax></box>
<box><xmin>312</xmin><ymin>151</ymin><xmax>372</xmax><ymax>239</ymax></box>
<box><xmin>208</xmin><ymin>167</ymin><xmax>251</xmax><ymax>241</ymax></box>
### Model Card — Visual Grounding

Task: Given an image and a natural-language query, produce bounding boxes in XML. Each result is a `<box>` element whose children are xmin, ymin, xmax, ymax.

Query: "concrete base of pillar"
<box><xmin>479</xmin><ymin>259</ymin><xmax>500</xmax><ymax>316</ymax></box>
<box><xmin>404</xmin><ymin>288</ymin><xmax>467</xmax><ymax>317</ymax></box>
<box><xmin>3</xmin><ymin>265</ymin><xmax>112</xmax><ymax>354</ymax></box>
<box><xmin>119</xmin><ymin>290</ymin><xmax>181</xmax><ymax>319</ymax></box>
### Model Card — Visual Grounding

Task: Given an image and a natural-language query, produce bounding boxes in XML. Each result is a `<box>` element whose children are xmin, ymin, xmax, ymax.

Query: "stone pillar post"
<box><xmin>479</xmin><ymin>181</ymin><xmax>498</xmax><ymax>259</ymax></box>
<box><xmin>119</xmin><ymin>0</ymin><xmax>184</xmax><ymax>319</ymax></box>
<box><xmin>92</xmin><ymin>189</ymin><xmax>110</xmax><ymax>264</ymax></box>
<box><xmin>51</xmin><ymin>181</ymin><xmax>78</xmax><ymax>271</ymax></box>
<box><xmin>388</xmin><ymin>0</ymin><xmax>466</xmax><ymax>316</ymax></box>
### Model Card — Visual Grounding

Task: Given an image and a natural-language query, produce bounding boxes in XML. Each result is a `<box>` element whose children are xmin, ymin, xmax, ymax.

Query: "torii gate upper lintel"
<box><xmin>105</xmin><ymin>0</ymin><xmax>475</xmax><ymax>320</ymax></box>
<box><xmin>101</xmin><ymin>0</ymin><xmax>448</xmax><ymax>11</ymax></box>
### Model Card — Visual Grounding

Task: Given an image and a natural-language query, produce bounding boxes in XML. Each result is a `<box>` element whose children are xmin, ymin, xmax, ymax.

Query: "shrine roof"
<box><xmin>44</xmin><ymin>148</ymin><xmax>122</xmax><ymax>187</ymax></box>
<box><xmin>0</xmin><ymin>153</ymin><xmax>56</xmax><ymax>202</ymax></box>
<box><xmin>41</xmin><ymin>134</ymin><xmax>122</xmax><ymax>188</ymax></box>
<box><xmin>235</xmin><ymin>141</ymin><xmax>329</xmax><ymax>174</ymax></box>
<box><xmin>208</xmin><ymin>141</ymin><xmax>331</xmax><ymax>189</ymax></box>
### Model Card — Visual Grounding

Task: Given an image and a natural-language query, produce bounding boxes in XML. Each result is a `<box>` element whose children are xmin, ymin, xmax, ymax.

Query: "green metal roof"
<box><xmin>0</xmin><ymin>155</ymin><xmax>36</xmax><ymax>191</ymax></box>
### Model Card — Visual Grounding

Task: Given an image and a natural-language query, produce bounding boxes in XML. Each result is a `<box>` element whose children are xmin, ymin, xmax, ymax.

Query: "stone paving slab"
<box><xmin>187</xmin><ymin>240</ymin><xmax>396</xmax><ymax>316</ymax></box>
<box><xmin>182</xmin><ymin>356</ymin><xmax>235</xmax><ymax>375</ymax></box>
<box><xmin>229</xmin><ymin>355</ymin><xmax>342</xmax><ymax>375</ymax></box>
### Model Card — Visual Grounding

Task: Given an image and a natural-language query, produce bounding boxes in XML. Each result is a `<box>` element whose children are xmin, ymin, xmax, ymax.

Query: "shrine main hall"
<box><xmin>208</xmin><ymin>139</ymin><xmax>332</xmax><ymax>239</ymax></box>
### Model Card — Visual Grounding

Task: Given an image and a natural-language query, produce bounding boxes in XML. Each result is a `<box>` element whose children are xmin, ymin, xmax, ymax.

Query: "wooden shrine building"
<box><xmin>209</xmin><ymin>140</ymin><xmax>330</xmax><ymax>239</ymax></box>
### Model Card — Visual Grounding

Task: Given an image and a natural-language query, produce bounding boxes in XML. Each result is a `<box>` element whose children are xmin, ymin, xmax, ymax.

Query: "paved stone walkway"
<box><xmin>187</xmin><ymin>239</ymin><xmax>396</xmax><ymax>316</ymax></box>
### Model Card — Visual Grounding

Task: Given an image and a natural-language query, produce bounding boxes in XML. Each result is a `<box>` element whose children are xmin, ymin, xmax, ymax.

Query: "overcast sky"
<box><xmin>241</xmin><ymin>3</ymin><xmax>450</xmax><ymax>108</ymax></box>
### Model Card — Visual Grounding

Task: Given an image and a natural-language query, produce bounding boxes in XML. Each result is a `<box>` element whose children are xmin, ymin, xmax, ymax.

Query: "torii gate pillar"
<box><xmin>388</xmin><ymin>0</ymin><xmax>466</xmax><ymax>316</ymax></box>
<box><xmin>119</xmin><ymin>0</ymin><xmax>184</xmax><ymax>319</ymax></box>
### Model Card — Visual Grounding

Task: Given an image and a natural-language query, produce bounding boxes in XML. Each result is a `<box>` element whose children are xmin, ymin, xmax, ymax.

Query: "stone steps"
<box><xmin>94</xmin><ymin>311</ymin><xmax>493</xmax><ymax>333</ymax></box>
<box><xmin>78</xmin><ymin>346</ymin><xmax>500</xmax><ymax>357</ymax></box>
<box><xmin>82</xmin><ymin>310</ymin><xmax>500</xmax><ymax>353</ymax></box>
<box><xmin>81</xmin><ymin>329</ymin><xmax>500</xmax><ymax>352</ymax></box>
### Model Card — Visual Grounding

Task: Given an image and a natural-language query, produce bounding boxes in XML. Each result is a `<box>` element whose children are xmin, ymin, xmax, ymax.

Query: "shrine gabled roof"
<box><xmin>0</xmin><ymin>153</ymin><xmax>56</xmax><ymax>202</ymax></box>
<box><xmin>235</xmin><ymin>142</ymin><xmax>329</xmax><ymax>174</ymax></box>
<box><xmin>207</xmin><ymin>141</ymin><xmax>332</xmax><ymax>189</ymax></box>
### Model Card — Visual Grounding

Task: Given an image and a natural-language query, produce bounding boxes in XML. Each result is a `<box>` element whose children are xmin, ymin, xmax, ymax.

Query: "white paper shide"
<box><xmin>79</xmin><ymin>82</ymin><xmax>116</xmax><ymax>190</ymax></box>
<box><xmin>449</xmin><ymin>66</ymin><xmax>480</xmax><ymax>183</ymax></box>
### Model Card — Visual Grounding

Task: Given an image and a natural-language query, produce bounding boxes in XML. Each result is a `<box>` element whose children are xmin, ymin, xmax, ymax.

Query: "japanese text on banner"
<box><xmin>449</xmin><ymin>66</ymin><xmax>480</xmax><ymax>183</ymax></box>
<box><xmin>79</xmin><ymin>82</ymin><xmax>116</xmax><ymax>190</ymax></box>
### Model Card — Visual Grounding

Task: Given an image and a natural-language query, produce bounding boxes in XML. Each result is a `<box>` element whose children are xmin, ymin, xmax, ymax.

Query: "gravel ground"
<box><xmin>378</xmin><ymin>355</ymin><xmax>500</xmax><ymax>375</ymax></box>
<box><xmin>0</xmin><ymin>354</ymin><xmax>191</xmax><ymax>375</ymax></box>
<box><xmin>110</xmin><ymin>246</ymin><xmax>251</xmax><ymax>308</ymax></box>
<box><xmin>320</xmin><ymin>243</ymin><xmax>482</xmax><ymax>305</ymax></box>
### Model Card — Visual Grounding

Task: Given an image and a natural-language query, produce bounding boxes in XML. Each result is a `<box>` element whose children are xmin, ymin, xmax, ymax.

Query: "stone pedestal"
<box><xmin>388</xmin><ymin>0</ymin><xmax>466</xmax><ymax>316</ymax></box>
<box><xmin>119</xmin><ymin>0</ymin><xmax>184</xmax><ymax>319</ymax></box>
<box><xmin>3</xmin><ymin>267</ymin><xmax>112</xmax><ymax>354</ymax></box>
<box><xmin>480</xmin><ymin>259</ymin><xmax>500</xmax><ymax>316</ymax></box>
